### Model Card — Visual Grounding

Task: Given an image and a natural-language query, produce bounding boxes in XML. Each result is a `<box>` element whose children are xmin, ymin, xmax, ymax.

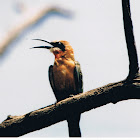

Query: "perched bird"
<box><xmin>32</xmin><ymin>39</ymin><xmax>83</xmax><ymax>137</ymax></box>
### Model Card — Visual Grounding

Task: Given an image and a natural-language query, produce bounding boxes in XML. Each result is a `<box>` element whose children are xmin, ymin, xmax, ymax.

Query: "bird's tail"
<box><xmin>67</xmin><ymin>113</ymin><xmax>81</xmax><ymax>137</ymax></box>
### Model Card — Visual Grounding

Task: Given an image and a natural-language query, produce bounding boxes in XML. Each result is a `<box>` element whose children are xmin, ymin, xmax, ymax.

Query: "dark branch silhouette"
<box><xmin>0</xmin><ymin>0</ymin><xmax>140</xmax><ymax>137</ymax></box>
<box><xmin>122</xmin><ymin>0</ymin><xmax>139</xmax><ymax>79</ymax></box>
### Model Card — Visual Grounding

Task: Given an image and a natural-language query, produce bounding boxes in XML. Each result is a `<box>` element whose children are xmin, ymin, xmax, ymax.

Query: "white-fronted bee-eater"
<box><xmin>32</xmin><ymin>39</ymin><xmax>83</xmax><ymax>137</ymax></box>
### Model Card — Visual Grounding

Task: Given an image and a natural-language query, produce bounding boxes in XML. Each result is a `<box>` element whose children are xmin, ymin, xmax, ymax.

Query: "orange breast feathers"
<box><xmin>53</xmin><ymin>59</ymin><xmax>76</xmax><ymax>93</ymax></box>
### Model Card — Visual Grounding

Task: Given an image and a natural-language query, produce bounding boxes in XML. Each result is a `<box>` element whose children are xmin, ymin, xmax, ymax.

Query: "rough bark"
<box><xmin>0</xmin><ymin>77</ymin><xmax>140</xmax><ymax>137</ymax></box>
<box><xmin>0</xmin><ymin>0</ymin><xmax>139</xmax><ymax>137</ymax></box>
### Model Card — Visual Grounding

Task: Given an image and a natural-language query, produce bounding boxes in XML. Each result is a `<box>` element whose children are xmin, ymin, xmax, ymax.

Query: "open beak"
<box><xmin>31</xmin><ymin>39</ymin><xmax>52</xmax><ymax>49</ymax></box>
<box><xmin>31</xmin><ymin>46</ymin><xmax>51</xmax><ymax>49</ymax></box>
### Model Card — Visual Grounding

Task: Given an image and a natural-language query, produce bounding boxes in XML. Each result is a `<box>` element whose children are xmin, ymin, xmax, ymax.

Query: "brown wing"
<box><xmin>48</xmin><ymin>65</ymin><xmax>56</xmax><ymax>93</ymax></box>
<box><xmin>74</xmin><ymin>61</ymin><xmax>83</xmax><ymax>94</ymax></box>
<box><xmin>48</xmin><ymin>65</ymin><xmax>63</xmax><ymax>101</ymax></box>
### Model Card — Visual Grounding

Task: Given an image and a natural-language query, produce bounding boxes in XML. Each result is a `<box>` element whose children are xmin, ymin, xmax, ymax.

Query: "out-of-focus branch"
<box><xmin>1</xmin><ymin>0</ymin><xmax>140</xmax><ymax>137</ymax></box>
<box><xmin>0</xmin><ymin>6</ymin><xmax>72</xmax><ymax>55</ymax></box>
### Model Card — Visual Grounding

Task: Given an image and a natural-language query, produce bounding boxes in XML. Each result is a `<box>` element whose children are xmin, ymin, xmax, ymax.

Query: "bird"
<box><xmin>32</xmin><ymin>39</ymin><xmax>83</xmax><ymax>137</ymax></box>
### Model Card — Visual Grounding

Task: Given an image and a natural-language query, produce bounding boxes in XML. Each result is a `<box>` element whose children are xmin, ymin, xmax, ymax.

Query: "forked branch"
<box><xmin>0</xmin><ymin>0</ymin><xmax>140</xmax><ymax>137</ymax></box>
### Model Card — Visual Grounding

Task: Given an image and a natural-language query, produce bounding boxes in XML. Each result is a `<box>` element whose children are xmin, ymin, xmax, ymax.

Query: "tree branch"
<box><xmin>0</xmin><ymin>0</ymin><xmax>140</xmax><ymax>137</ymax></box>
<box><xmin>0</xmin><ymin>6</ymin><xmax>72</xmax><ymax>56</ymax></box>
<box><xmin>122</xmin><ymin>0</ymin><xmax>139</xmax><ymax>79</ymax></box>
<box><xmin>0</xmin><ymin>77</ymin><xmax>140</xmax><ymax>137</ymax></box>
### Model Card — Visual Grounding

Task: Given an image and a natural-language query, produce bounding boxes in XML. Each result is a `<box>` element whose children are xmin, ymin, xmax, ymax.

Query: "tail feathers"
<box><xmin>67</xmin><ymin>114</ymin><xmax>81</xmax><ymax>137</ymax></box>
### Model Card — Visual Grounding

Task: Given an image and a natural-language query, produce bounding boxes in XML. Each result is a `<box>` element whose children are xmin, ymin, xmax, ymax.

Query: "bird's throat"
<box><xmin>53</xmin><ymin>50</ymin><xmax>63</xmax><ymax>59</ymax></box>
<box><xmin>54</xmin><ymin>53</ymin><xmax>61</xmax><ymax>59</ymax></box>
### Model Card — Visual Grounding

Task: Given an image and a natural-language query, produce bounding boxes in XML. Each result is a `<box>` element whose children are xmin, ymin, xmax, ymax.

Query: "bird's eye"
<box><xmin>54</xmin><ymin>51</ymin><xmax>59</xmax><ymax>54</ymax></box>
<box><xmin>52</xmin><ymin>42</ymin><xmax>65</xmax><ymax>51</ymax></box>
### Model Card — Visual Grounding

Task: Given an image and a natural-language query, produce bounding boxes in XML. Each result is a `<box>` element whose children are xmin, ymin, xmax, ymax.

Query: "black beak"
<box><xmin>32</xmin><ymin>39</ymin><xmax>65</xmax><ymax>51</ymax></box>
<box><xmin>31</xmin><ymin>39</ymin><xmax>52</xmax><ymax>49</ymax></box>
<box><xmin>31</xmin><ymin>46</ymin><xmax>51</xmax><ymax>49</ymax></box>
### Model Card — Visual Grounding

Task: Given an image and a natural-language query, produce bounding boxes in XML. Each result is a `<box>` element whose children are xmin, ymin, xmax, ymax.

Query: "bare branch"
<box><xmin>0</xmin><ymin>76</ymin><xmax>140</xmax><ymax>137</ymax></box>
<box><xmin>0</xmin><ymin>0</ymin><xmax>140</xmax><ymax>137</ymax></box>
<box><xmin>122</xmin><ymin>0</ymin><xmax>139</xmax><ymax>79</ymax></box>
<box><xmin>0</xmin><ymin>6</ymin><xmax>72</xmax><ymax>55</ymax></box>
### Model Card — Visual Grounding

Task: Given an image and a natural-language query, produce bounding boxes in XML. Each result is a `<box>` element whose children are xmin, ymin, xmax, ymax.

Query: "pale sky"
<box><xmin>0</xmin><ymin>0</ymin><xmax>140</xmax><ymax>137</ymax></box>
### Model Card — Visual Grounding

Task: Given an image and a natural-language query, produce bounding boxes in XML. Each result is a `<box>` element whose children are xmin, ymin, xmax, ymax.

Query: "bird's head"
<box><xmin>32</xmin><ymin>39</ymin><xmax>75</xmax><ymax>60</ymax></box>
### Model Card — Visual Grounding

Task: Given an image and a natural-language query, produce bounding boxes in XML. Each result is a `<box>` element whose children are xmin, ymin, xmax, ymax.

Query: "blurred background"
<box><xmin>0</xmin><ymin>0</ymin><xmax>140</xmax><ymax>137</ymax></box>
